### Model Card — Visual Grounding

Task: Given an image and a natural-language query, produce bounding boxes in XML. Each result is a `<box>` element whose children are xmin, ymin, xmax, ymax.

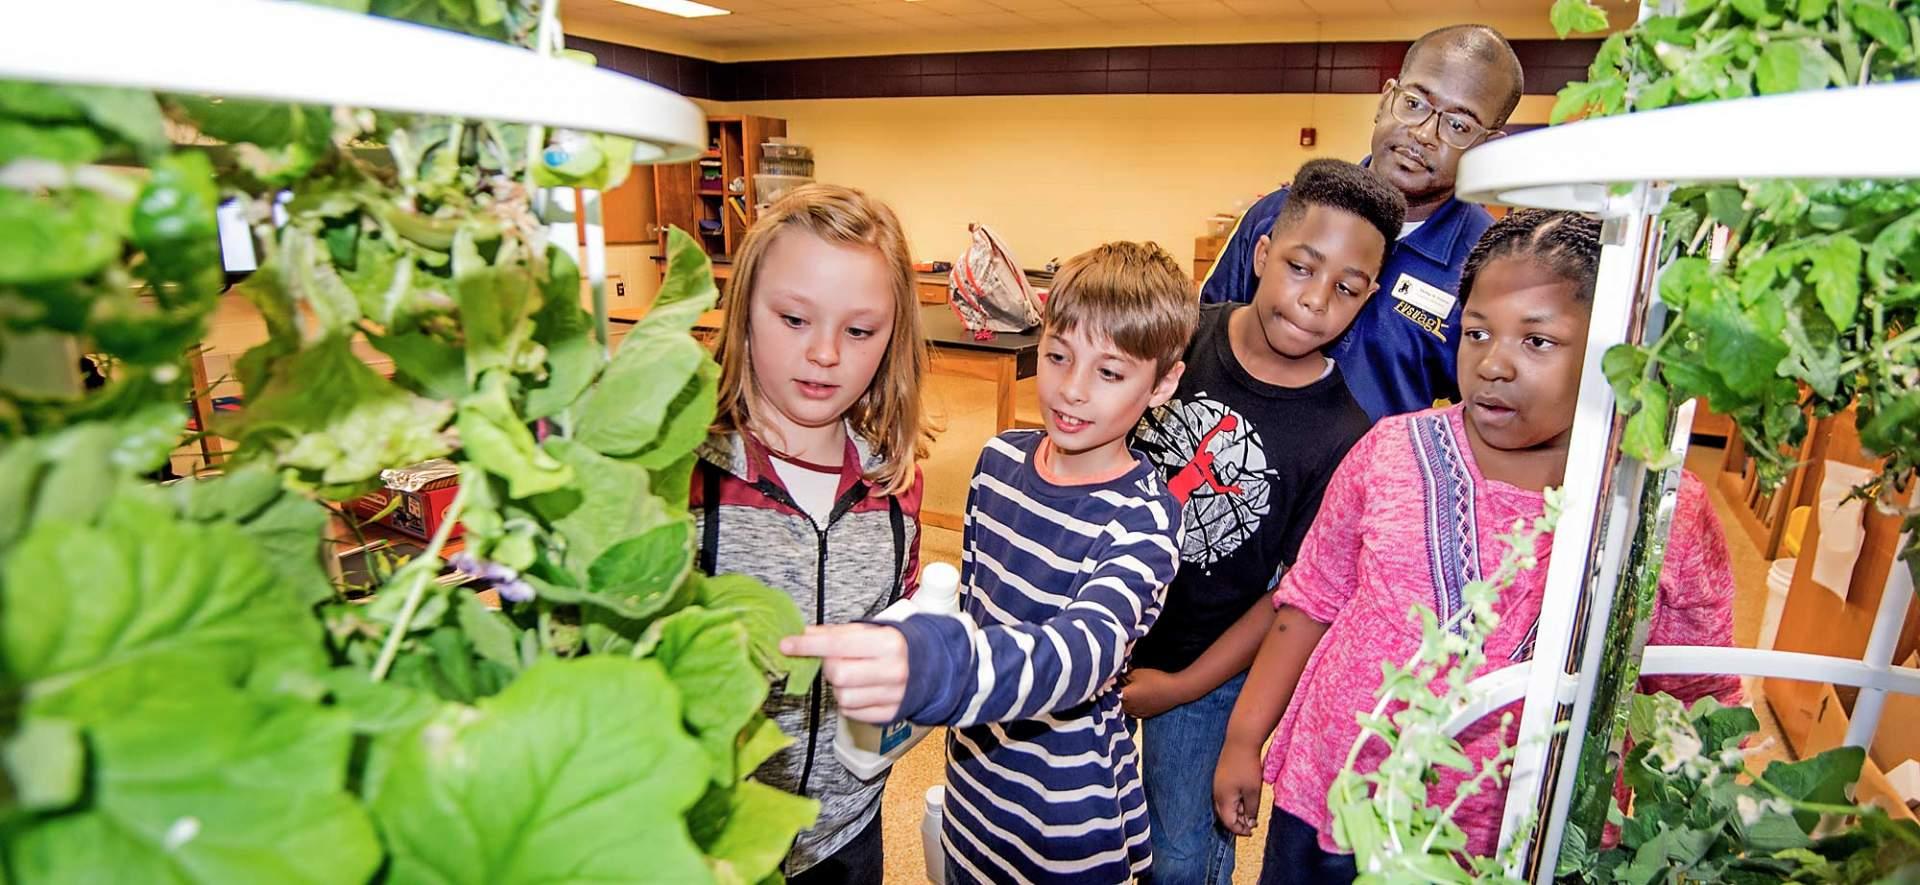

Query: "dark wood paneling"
<box><xmin>563</xmin><ymin>35</ymin><xmax>1603</xmax><ymax>102</ymax></box>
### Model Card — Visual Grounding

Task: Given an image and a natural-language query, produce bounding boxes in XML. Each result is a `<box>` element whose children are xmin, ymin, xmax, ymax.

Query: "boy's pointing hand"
<box><xmin>780</xmin><ymin>624</ymin><xmax>911</xmax><ymax>724</ymax></box>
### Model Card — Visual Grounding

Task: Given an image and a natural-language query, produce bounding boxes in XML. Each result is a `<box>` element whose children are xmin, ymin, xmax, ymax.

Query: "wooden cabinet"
<box><xmin>1193</xmin><ymin>235</ymin><xmax>1226</xmax><ymax>285</ymax></box>
<box><xmin>599</xmin><ymin>166</ymin><xmax>650</xmax><ymax>244</ymax></box>
<box><xmin>1762</xmin><ymin>410</ymin><xmax>1920</xmax><ymax>792</ymax></box>
<box><xmin>650</xmin><ymin>114</ymin><xmax>786</xmax><ymax>261</ymax></box>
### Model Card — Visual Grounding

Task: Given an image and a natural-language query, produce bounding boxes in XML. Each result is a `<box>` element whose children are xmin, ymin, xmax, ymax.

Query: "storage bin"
<box><xmin>755</xmin><ymin>173</ymin><xmax>814</xmax><ymax>203</ymax></box>
<box><xmin>761</xmin><ymin>141</ymin><xmax>812</xmax><ymax>160</ymax></box>
<box><xmin>758</xmin><ymin>156</ymin><xmax>815</xmax><ymax>177</ymax></box>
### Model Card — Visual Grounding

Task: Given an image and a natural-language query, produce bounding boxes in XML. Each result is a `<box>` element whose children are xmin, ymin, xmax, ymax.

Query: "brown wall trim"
<box><xmin>565</xmin><ymin>35</ymin><xmax>1601</xmax><ymax>103</ymax></box>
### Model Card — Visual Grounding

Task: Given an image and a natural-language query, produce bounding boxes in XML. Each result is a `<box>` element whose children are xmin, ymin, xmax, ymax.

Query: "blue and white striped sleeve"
<box><xmin>891</xmin><ymin>519</ymin><xmax>1179</xmax><ymax>728</ymax></box>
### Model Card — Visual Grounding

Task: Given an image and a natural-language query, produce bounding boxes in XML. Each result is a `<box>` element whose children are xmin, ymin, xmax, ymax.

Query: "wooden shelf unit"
<box><xmin>1760</xmin><ymin>409</ymin><xmax>1920</xmax><ymax>815</ymax></box>
<box><xmin>652</xmin><ymin>114</ymin><xmax>786</xmax><ymax>262</ymax></box>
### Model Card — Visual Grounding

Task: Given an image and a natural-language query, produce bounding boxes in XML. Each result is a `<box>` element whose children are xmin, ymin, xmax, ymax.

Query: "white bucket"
<box><xmin>922</xmin><ymin>785</ymin><xmax>946</xmax><ymax>884</ymax></box>
<box><xmin>1759</xmin><ymin>558</ymin><xmax>1795</xmax><ymax>650</ymax></box>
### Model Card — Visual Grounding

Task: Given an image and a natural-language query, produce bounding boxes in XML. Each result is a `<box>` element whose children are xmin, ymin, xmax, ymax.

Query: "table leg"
<box><xmin>995</xmin><ymin>355</ymin><xmax>1016</xmax><ymax>433</ymax></box>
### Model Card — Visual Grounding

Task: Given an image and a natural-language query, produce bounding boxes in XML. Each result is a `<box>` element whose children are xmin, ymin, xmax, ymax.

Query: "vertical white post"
<box><xmin>1844</xmin><ymin>533</ymin><xmax>1915</xmax><ymax>749</ymax></box>
<box><xmin>1497</xmin><ymin>189</ymin><xmax>1658</xmax><ymax>878</ymax></box>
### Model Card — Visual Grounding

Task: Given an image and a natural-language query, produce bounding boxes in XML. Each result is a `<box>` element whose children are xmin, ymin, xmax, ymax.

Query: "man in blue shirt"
<box><xmin>1201</xmin><ymin>25</ymin><xmax>1526</xmax><ymax>422</ymax></box>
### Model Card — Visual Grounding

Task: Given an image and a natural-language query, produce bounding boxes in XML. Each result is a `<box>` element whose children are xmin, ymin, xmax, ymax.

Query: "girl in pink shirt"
<box><xmin>1211</xmin><ymin>210</ymin><xmax>1738</xmax><ymax>883</ymax></box>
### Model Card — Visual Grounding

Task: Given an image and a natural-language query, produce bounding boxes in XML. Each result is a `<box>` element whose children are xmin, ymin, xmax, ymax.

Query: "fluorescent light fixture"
<box><xmin>612</xmin><ymin>0</ymin><xmax>730</xmax><ymax>18</ymax></box>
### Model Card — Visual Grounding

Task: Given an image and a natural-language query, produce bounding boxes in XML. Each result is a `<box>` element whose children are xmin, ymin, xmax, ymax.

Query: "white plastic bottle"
<box><xmin>922</xmin><ymin>785</ymin><xmax>947</xmax><ymax>884</ymax></box>
<box><xmin>832</xmin><ymin>561</ymin><xmax>962</xmax><ymax>780</ymax></box>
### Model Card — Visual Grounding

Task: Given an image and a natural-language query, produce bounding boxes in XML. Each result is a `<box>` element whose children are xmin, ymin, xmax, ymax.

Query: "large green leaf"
<box><xmin>0</xmin><ymin>120</ymin><xmax>104</xmax><ymax>166</ymax></box>
<box><xmin>458</xmin><ymin>370</ymin><xmax>572</xmax><ymax>498</ymax></box>
<box><xmin>569</xmin><ymin>329</ymin><xmax>707</xmax><ymax>457</ymax></box>
<box><xmin>1867</xmin><ymin>208</ymin><xmax>1920</xmax><ymax>291</ymax></box>
<box><xmin>1755</xmin><ymin>40</ymin><xmax>1830</xmax><ymax>94</ymax></box>
<box><xmin>567</xmin><ymin>229</ymin><xmax>717</xmax><ymax>454</ymax></box>
<box><xmin>524</xmin><ymin>247</ymin><xmax>602</xmax><ymax>421</ymax></box>
<box><xmin>0</xmin><ymin>185</ymin><xmax>132</xmax><ymax>286</ymax></box>
<box><xmin>1763</xmin><ymin>746</ymin><xmax>1865</xmax><ymax>831</ymax></box>
<box><xmin>130</xmin><ymin>151</ymin><xmax>224</xmax><ymax>307</ymax></box>
<box><xmin>1845</xmin><ymin>0</ymin><xmax>1911</xmax><ymax>51</ymax></box>
<box><xmin>454</xmin><ymin>232</ymin><xmax>546</xmax><ymax>383</ymax></box>
<box><xmin>533</xmin><ymin>438</ymin><xmax>675</xmax><ymax>578</ymax></box>
<box><xmin>652</xmin><ymin>605</ymin><xmax>767</xmax><ymax>784</ymax></box>
<box><xmin>4</xmin><ymin>674</ymin><xmax>380</xmax><ymax>884</ymax></box>
<box><xmin>3</xmin><ymin>718</ymin><xmax>84</xmax><ymax>813</ymax></box>
<box><xmin>1550</xmin><ymin>0</ymin><xmax>1611</xmax><ymax>38</ymax></box>
<box><xmin>369</xmin><ymin>657</ymin><xmax>713</xmax><ymax>884</ymax></box>
<box><xmin>370</xmin><ymin>329</ymin><xmax>468</xmax><ymax>402</ymax></box>
<box><xmin>636</xmin><ymin>358</ymin><xmax>721</xmax><ymax>470</ymax></box>
<box><xmin>586</xmin><ymin>519</ymin><xmax>696</xmax><ymax>620</ymax></box>
<box><xmin>2</xmin><ymin>512</ymin><xmax>321</xmax><ymax>714</ymax></box>
<box><xmin>167</xmin><ymin>97</ymin><xmax>331</xmax><ymax>185</ymax></box>
<box><xmin>688</xmin><ymin>780</ymin><xmax>820</xmax><ymax>885</ymax></box>
<box><xmin>0</xmin><ymin>82</ymin><xmax>167</xmax><ymax>155</ymax></box>
<box><xmin>223</xmin><ymin>334</ymin><xmax>453</xmax><ymax>491</ymax></box>
<box><xmin>177</xmin><ymin>464</ymin><xmax>335</xmax><ymax>607</ymax></box>
<box><xmin>697</xmin><ymin>574</ymin><xmax>819</xmax><ymax>694</ymax></box>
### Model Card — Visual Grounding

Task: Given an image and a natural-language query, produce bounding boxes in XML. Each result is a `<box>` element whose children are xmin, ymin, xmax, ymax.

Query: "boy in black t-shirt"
<box><xmin>1124</xmin><ymin>159</ymin><xmax>1405</xmax><ymax>885</ymax></box>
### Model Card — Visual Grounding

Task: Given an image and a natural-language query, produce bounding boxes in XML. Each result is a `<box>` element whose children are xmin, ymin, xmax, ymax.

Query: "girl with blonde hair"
<box><xmin>691</xmin><ymin>183</ymin><xmax>932</xmax><ymax>884</ymax></box>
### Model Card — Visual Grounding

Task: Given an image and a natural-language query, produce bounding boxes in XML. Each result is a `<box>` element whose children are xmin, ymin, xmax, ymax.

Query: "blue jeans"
<box><xmin>1141</xmin><ymin>670</ymin><xmax>1246</xmax><ymax>885</ymax></box>
<box><xmin>1257</xmin><ymin>808</ymin><xmax>1356</xmax><ymax>885</ymax></box>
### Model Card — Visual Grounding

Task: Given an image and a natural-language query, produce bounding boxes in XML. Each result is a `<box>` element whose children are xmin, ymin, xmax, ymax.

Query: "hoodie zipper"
<box><xmin>754</xmin><ymin>476</ymin><xmax>871</xmax><ymax>801</ymax></box>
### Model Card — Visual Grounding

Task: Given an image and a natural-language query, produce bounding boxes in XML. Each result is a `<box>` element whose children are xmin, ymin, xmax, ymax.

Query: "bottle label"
<box><xmin>878</xmin><ymin>720</ymin><xmax>914</xmax><ymax>754</ymax></box>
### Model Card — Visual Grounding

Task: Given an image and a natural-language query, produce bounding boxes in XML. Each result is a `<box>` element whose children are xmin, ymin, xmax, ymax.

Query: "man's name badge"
<box><xmin>1390</xmin><ymin>274</ymin><xmax>1457</xmax><ymax>318</ymax></box>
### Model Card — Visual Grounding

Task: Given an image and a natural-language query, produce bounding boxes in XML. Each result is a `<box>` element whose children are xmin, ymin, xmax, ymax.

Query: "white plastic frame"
<box><xmin>0</xmin><ymin>0</ymin><xmax>707</xmax><ymax>165</ymax></box>
<box><xmin>1451</xmin><ymin>76</ymin><xmax>1920</xmax><ymax>881</ymax></box>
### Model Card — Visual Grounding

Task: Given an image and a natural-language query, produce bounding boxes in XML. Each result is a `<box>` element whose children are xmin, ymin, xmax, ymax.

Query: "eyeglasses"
<box><xmin>1384</xmin><ymin>83</ymin><xmax>1492</xmax><ymax>150</ymax></box>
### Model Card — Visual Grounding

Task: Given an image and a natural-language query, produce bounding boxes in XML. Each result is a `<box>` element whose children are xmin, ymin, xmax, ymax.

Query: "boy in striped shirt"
<box><xmin>784</xmin><ymin>241</ymin><xmax>1200</xmax><ymax>883</ymax></box>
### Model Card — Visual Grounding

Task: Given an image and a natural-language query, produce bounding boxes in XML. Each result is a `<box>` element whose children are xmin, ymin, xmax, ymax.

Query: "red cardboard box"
<box><xmin>352</xmin><ymin>472</ymin><xmax>463</xmax><ymax>540</ymax></box>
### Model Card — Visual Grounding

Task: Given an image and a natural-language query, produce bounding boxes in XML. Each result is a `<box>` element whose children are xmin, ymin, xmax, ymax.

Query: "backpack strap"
<box><xmin>887</xmin><ymin>493</ymin><xmax>906</xmax><ymax>606</ymax></box>
<box><xmin>699</xmin><ymin>462</ymin><xmax>721</xmax><ymax>576</ymax></box>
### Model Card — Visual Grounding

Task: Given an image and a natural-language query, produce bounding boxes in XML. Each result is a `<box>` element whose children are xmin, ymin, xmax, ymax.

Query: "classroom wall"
<box><xmin>707</xmin><ymin>92</ymin><xmax>1555</xmax><ymax>274</ymax></box>
<box><xmin>570</xmin><ymin>8</ymin><xmax>1636</xmax><ymax>62</ymax></box>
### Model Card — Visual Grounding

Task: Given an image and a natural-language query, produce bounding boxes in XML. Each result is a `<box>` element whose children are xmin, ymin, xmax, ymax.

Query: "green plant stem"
<box><xmin>1420</xmin><ymin>741</ymin><xmax>1520</xmax><ymax>855</ymax></box>
<box><xmin>1859</xmin><ymin>42</ymin><xmax>1881</xmax><ymax>86</ymax></box>
<box><xmin>369</xmin><ymin>481</ymin><xmax>471</xmax><ymax>682</ymax></box>
<box><xmin>1740</xmin><ymin>764</ymin><xmax>1898</xmax><ymax>820</ymax></box>
<box><xmin>1773</xmin><ymin>25</ymin><xmax>1844</xmax><ymax>47</ymax></box>
<box><xmin>1838</xmin><ymin>324</ymin><xmax>1920</xmax><ymax>375</ymax></box>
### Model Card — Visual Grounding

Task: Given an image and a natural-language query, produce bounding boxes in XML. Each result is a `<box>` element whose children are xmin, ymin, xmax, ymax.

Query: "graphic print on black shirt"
<box><xmin>1129</xmin><ymin>302</ymin><xmax>1373</xmax><ymax>673</ymax></box>
<box><xmin>1137</xmin><ymin>398</ymin><xmax>1270</xmax><ymax>569</ymax></box>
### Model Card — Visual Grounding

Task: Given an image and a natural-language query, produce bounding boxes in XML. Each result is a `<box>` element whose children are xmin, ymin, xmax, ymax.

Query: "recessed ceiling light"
<box><xmin>612</xmin><ymin>0</ymin><xmax>731</xmax><ymax>18</ymax></box>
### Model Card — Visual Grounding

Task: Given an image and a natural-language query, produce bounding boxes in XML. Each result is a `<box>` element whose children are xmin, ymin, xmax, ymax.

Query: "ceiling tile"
<box><xmin>1086</xmin><ymin>4</ymin><xmax>1174</xmax><ymax>23</ymax></box>
<box><xmin>1150</xmin><ymin>0</ymin><xmax>1241</xmax><ymax>20</ymax></box>
<box><xmin>1021</xmin><ymin>7</ymin><xmax>1100</xmax><ymax>22</ymax></box>
<box><xmin>907</xmin><ymin>0</ymin><xmax>1008</xmax><ymax>13</ymax></box>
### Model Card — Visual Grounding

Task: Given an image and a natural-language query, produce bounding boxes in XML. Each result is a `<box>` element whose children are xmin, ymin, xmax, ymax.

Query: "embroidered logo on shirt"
<box><xmin>1133</xmin><ymin>396</ymin><xmax>1270</xmax><ymax>568</ymax></box>
<box><xmin>1394</xmin><ymin>300</ymin><xmax>1448</xmax><ymax>341</ymax></box>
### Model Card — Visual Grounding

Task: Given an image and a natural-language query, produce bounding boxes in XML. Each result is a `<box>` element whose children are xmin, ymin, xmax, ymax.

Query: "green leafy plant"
<box><xmin>1550</xmin><ymin>0</ymin><xmax>1919</xmax><ymax>509</ymax></box>
<box><xmin>0</xmin><ymin>2</ymin><xmax>819</xmax><ymax>882</ymax></box>
<box><xmin>1327</xmin><ymin>491</ymin><xmax>1564</xmax><ymax>884</ymax></box>
<box><xmin>1566</xmin><ymin>692</ymin><xmax>1920</xmax><ymax>882</ymax></box>
<box><xmin>1547</xmin><ymin>2</ymin><xmax>1920</xmax><ymax>878</ymax></box>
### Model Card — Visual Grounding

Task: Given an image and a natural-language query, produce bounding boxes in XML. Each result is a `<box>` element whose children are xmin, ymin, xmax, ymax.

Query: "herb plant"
<box><xmin>0</xmin><ymin>2</ymin><xmax>819</xmax><ymax>882</ymax></box>
<box><xmin>1327</xmin><ymin>492</ymin><xmax>1563</xmax><ymax>884</ymax></box>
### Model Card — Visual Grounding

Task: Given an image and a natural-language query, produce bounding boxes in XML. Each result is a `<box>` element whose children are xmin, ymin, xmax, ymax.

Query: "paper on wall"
<box><xmin>1889</xmin><ymin>759</ymin><xmax>1920</xmax><ymax>808</ymax></box>
<box><xmin>1811</xmin><ymin>460</ymin><xmax>1875</xmax><ymax>600</ymax></box>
